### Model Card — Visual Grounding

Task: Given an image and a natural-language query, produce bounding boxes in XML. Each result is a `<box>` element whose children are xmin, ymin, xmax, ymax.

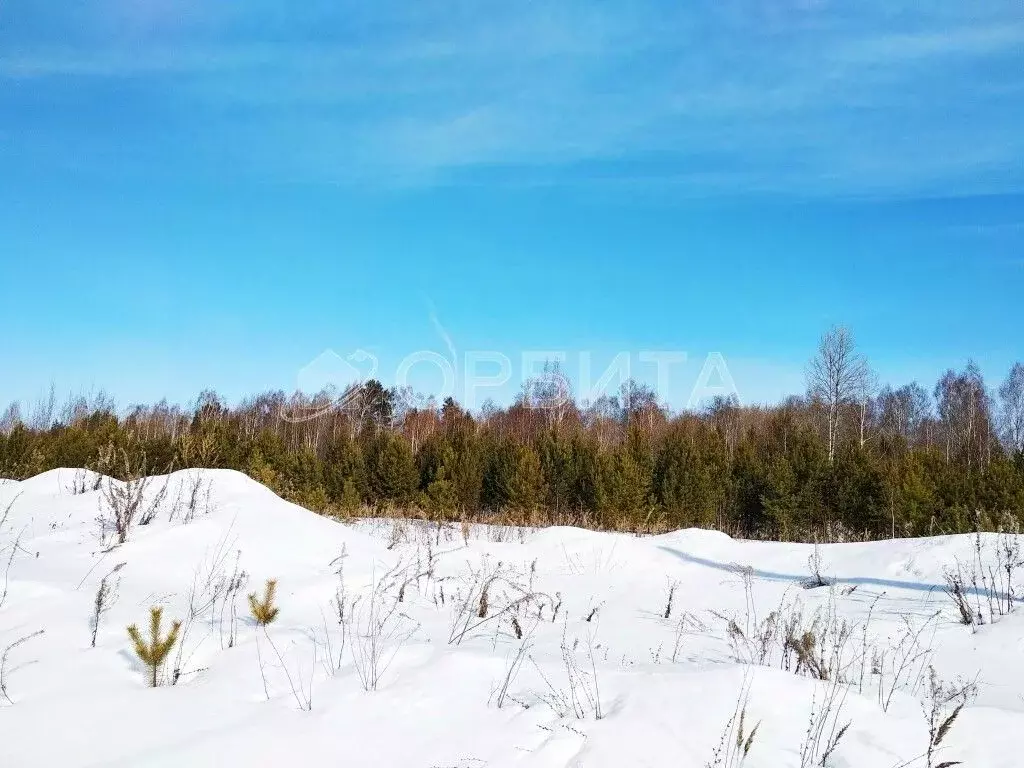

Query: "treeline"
<box><xmin>2</xmin><ymin>332</ymin><xmax>1023</xmax><ymax>540</ymax></box>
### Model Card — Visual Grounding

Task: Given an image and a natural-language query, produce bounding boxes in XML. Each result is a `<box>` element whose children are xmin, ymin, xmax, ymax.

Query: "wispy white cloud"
<box><xmin>1</xmin><ymin>1</ymin><xmax>1021</xmax><ymax>197</ymax></box>
<box><xmin>837</xmin><ymin>23</ymin><xmax>1024</xmax><ymax>63</ymax></box>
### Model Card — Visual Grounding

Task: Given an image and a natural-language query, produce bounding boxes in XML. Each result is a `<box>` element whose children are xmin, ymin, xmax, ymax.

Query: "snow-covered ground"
<box><xmin>2</xmin><ymin>468</ymin><xmax>1023</xmax><ymax>767</ymax></box>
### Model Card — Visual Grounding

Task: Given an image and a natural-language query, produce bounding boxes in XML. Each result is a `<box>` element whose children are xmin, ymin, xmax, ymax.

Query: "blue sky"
<box><xmin>0</xmin><ymin>1</ymin><xmax>1022</xmax><ymax>412</ymax></box>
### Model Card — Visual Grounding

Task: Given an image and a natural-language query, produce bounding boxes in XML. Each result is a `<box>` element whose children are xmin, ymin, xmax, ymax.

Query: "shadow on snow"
<box><xmin>658</xmin><ymin>546</ymin><xmax>1022</xmax><ymax>604</ymax></box>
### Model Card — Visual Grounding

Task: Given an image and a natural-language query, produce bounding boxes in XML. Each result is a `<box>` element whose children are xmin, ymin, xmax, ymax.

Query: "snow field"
<box><xmin>1</xmin><ymin>468</ymin><xmax>1023</xmax><ymax>767</ymax></box>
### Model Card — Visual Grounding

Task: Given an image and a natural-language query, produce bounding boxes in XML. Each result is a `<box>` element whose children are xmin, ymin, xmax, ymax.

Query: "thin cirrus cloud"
<box><xmin>1</xmin><ymin>0</ymin><xmax>1021</xmax><ymax>197</ymax></box>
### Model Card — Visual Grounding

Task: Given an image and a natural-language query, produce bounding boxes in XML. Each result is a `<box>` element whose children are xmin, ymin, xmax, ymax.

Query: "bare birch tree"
<box><xmin>998</xmin><ymin>363</ymin><xmax>1024</xmax><ymax>455</ymax></box>
<box><xmin>856</xmin><ymin>370</ymin><xmax>879</xmax><ymax>449</ymax></box>
<box><xmin>934</xmin><ymin>362</ymin><xmax>994</xmax><ymax>469</ymax></box>
<box><xmin>807</xmin><ymin>326</ymin><xmax>870</xmax><ymax>464</ymax></box>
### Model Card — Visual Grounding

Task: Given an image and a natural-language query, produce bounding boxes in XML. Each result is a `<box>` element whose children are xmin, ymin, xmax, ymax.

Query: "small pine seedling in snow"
<box><xmin>249</xmin><ymin>579</ymin><xmax>281</xmax><ymax>626</ymax></box>
<box><xmin>127</xmin><ymin>607</ymin><xmax>181</xmax><ymax>688</ymax></box>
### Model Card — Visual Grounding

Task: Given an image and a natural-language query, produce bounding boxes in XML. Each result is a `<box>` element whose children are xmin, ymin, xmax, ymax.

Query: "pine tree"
<box><xmin>447</xmin><ymin>426</ymin><xmax>486</xmax><ymax>514</ymax></box>
<box><xmin>655</xmin><ymin>424</ymin><xmax>729</xmax><ymax>529</ymax></box>
<box><xmin>282</xmin><ymin>447</ymin><xmax>327</xmax><ymax>510</ymax></box>
<box><xmin>366</xmin><ymin>431</ymin><xmax>418</xmax><ymax>505</ymax></box>
<box><xmin>247</xmin><ymin>447</ymin><xmax>279</xmax><ymax>491</ymax></box>
<box><xmin>249</xmin><ymin>579</ymin><xmax>281</xmax><ymax>626</ymax></box>
<box><xmin>596</xmin><ymin>447</ymin><xmax>650</xmax><ymax>526</ymax></box>
<box><xmin>127</xmin><ymin>606</ymin><xmax>181</xmax><ymax>687</ymax></box>
<box><xmin>338</xmin><ymin>478</ymin><xmax>363</xmax><ymax>515</ymax></box>
<box><xmin>483</xmin><ymin>438</ymin><xmax>546</xmax><ymax>513</ymax></box>
<box><xmin>508</xmin><ymin>444</ymin><xmax>546</xmax><ymax>512</ymax></box>
<box><xmin>323</xmin><ymin>437</ymin><xmax>367</xmax><ymax>503</ymax></box>
<box><xmin>424</xmin><ymin>465</ymin><xmax>459</xmax><ymax>518</ymax></box>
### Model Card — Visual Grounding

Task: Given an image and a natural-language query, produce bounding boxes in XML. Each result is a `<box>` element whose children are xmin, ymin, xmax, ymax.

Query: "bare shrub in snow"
<box><xmin>720</xmin><ymin>588</ymin><xmax>855</xmax><ymax>683</ymax></box>
<box><xmin>0</xmin><ymin>493</ymin><xmax>25</xmax><ymax>610</ymax></box>
<box><xmin>722</xmin><ymin>608</ymin><xmax>783</xmax><ymax>668</ymax></box>
<box><xmin>919</xmin><ymin>668</ymin><xmax>975</xmax><ymax>768</ymax></box>
<box><xmin>138</xmin><ymin>477</ymin><xmax>170</xmax><ymax>526</ymax></box>
<box><xmin>671</xmin><ymin>612</ymin><xmax>707</xmax><ymax>664</ymax></box>
<box><xmin>477</xmin><ymin>572</ymin><xmax>491</xmax><ymax>618</ymax></box>
<box><xmin>785</xmin><ymin>614</ymin><xmax>855</xmax><ymax>683</ymax></box>
<box><xmin>385</xmin><ymin>518</ymin><xmax>408</xmax><ymax>550</ymax></box>
<box><xmin>218</xmin><ymin>551</ymin><xmax>248</xmax><ymax>650</ymax></box>
<box><xmin>328</xmin><ymin>545</ymin><xmax>350</xmax><ymax>622</ymax></box>
<box><xmin>490</xmin><ymin>617</ymin><xmax>537</xmax><ymax>709</ymax></box>
<box><xmin>127</xmin><ymin>606</ymin><xmax>181</xmax><ymax>688</ymax></box>
<box><xmin>728</xmin><ymin>589</ymin><xmax>935</xmax><ymax>715</ymax></box>
<box><xmin>780</xmin><ymin>599</ymin><xmax>855</xmax><ymax>683</ymax></box>
<box><xmin>169</xmin><ymin>471</ymin><xmax>214</xmax><ymax>525</ymax></box>
<box><xmin>349</xmin><ymin>563</ymin><xmax>420</xmax><ymax>691</ymax></box>
<box><xmin>531</xmin><ymin>624</ymin><xmax>603</xmax><ymax>720</ymax></box>
<box><xmin>663</xmin><ymin>578</ymin><xmax>679</xmax><ymax>619</ymax></box>
<box><xmin>170</xmin><ymin>534</ymin><xmax>243</xmax><ymax>683</ymax></box>
<box><xmin>246</xmin><ymin>576</ymin><xmax>313</xmax><ymax>709</ymax></box>
<box><xmin>996</xmin><ymin>514</ymin><xmax>1024</xmax><ymax>611</ymax></box>
<box><xmin>70</xmin><ymin>469</ymin><xmax>86</xmax><ymax>495</ymax></box>
<box><xmin>873</xmin><ymin>612</ymin><xmax>939</xmax><ymax>712</ymax></box>
<box><xmin>89</xmin><ymin>562</ymin><xmax>125</xmax><ymax>648</ymax></box>
<box><xmin>448</xmin><ymin>558</ymin><xmax>553</xmax><ymax>646</ymax></box>
<box><xmin>0</xmin><ymin>630</ymin><xmax>44</xmax><ymax>706</ymax></box>
<box><xmin>895</xmin><ymin>667</ymin><xmax>977</xmax><ymax>768</ymax></box>
<box><xmin>70</xmin><ymin>468</ymin><xmax>101</xmax><ymax>495</ymax></box>
<box><xmin>313</xmin><ymin>546</ymin><xmax>357</xmax><ymax>677</ymax></box>
<box><xmin>96</xmin><ymin>443</ymin><xmax>162</xmax><ymax>545</ymax></box>
<box><xmin>0</xmin><ymin>493</ymin><xmax>20</xmax><ymax>530</ymax></box>
<box><xmin>716</xmin><ymin>575</ymin><xmax>793</xmax><ymax>667</ymax></box>
<box><xmin>313</xmin><ymin>606</ymin><xmax>348</xmax><ymax>678</ymax></box>
<box><xmin>715</xmin><ymin>571</ymin><xmax>938</xmax><ymax>715</ymax></box>
<box><xmin>942</xmin><ymin>566</ymin><xmax>975</xmax><ymax>626</ymax></box>
<box><xmin>803</xmin><ymin>542</ymin><xmax>833</xmax><ymax>589</ymax></box>
<box><xmin>798</xmin><ymin>676</ymin><xmax>851</xmax><ymax>768</ymax></box>
<box><xmin>706</xmin><ymin>674</ymin><xmax>759</xmax><ymax>768</ymax></box>
<box><xmin>943</xmin><ymin>524</ymin><xmax>1023</xmax><ymax>628</ymax></box>
<box><xmin>255</xmin><ymin>625</ymin><xmax>315</xmax><ymax>711</ymax></box>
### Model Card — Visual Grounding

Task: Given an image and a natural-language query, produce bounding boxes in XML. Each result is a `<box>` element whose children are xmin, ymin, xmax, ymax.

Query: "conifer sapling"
<box><xmin>127</xmin><ymin>606</ymin><xmax>181</xmax><ymax>688</ymax></box>
<box><xmin>249</xmin><ymin>579</ymin><xmax>280</xmax><ymax>626</ymax></box>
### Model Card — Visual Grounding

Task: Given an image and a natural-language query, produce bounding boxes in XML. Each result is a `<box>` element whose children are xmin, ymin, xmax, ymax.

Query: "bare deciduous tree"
<box><xmin>998</xmin><ymin>362</ymin><xmax>1024</xmax><ymax>455</ymax></box>
<box><xmin>856</xmin><ymin>370</ymin><xmax>879</xmax><ymax>450</ymax></box>
<box><xmin>877</xmin><ymin>382</ymin><xmax>932</xmax><ymax>446</ymax></box>
<box><xmin>0</xmin><ymin>402</ymin><xmax>22</xmax><ymax>433</ymax></box>
<box><xmin>806</xmin><ymin>326</ymin><xmax>871</xmax><ymax>464</ymax></box>
<box><xmin>934</xmin><ymin>362</ymin><xmax>995</xmax><ymax>469</ymax></box>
